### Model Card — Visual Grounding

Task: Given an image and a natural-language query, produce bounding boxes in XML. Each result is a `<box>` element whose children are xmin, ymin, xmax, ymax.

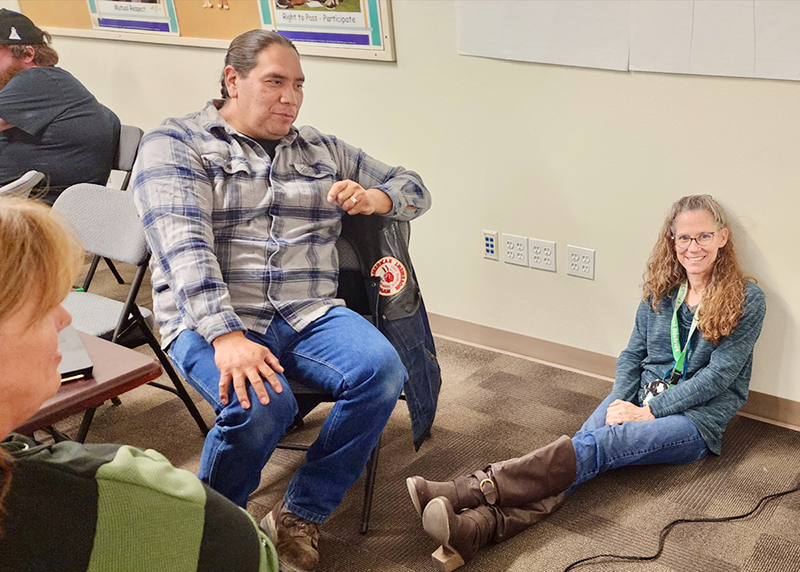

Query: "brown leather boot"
<box><xmin>491</xmin><ymin>493</ymin><xmax>567</xmax><ymax>542</ymax></box>
<box><xmin>407</xmin><ymin>435</ymin><xmax>576</xmax><ymax>516</ymax></box>
<box><xmin>422</xmin><ymin>494</ymin><xmax>569</xmax><ymax>571</ymax></box>
<box><xmin>421</xmin><ymin>497</ymin><xmax>496</xmax><ymax>572</ymax></box>
<box><xmin>488</xmin><ymin>435</ymin><xmax>576</xmax><ymax>507</ymax></box>
<box><xmin>406</xmin><ymin>472</ymin><xmax>495</xmax><ymax>516</ymax></box>
<box><xmin>261</xmin><ymin>501</ymin><xmax>320</xmax><ymax>572</ymax></box>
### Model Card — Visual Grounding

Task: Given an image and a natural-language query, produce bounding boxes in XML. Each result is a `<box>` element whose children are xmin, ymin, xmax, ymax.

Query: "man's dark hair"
<box><xmin>8</xmin><ymin>31</ymin><xmax>58</xmax><ymax>67</ymax></box>
<box><xmin>220</xmin><ymin>30</ymin><xmax>297</xmax><ymax>99</ymax></box>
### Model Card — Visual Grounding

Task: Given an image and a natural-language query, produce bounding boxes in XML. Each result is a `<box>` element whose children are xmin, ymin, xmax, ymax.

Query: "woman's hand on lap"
<box><xmin>605</xmin><ymin>399</ymin><xmax>655</xmax><ymax>425</ymax></box>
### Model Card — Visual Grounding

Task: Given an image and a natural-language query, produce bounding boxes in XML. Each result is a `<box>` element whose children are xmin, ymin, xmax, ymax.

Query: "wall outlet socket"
<box><xmin>483</xmin><ymin>230</ymin><xmax>499</xmax><ymax>261</ymax></box>
<box><xmin>566</xmin><ymin>245</ymin><xmax>595</xmax><ymax>280</ymax></box>
<box><xmin>529</xmin><ymin>238</ymin><xmax>556</xmax><ymax>272</ymax></box>
<box><xmin>502</xmin><ymin>233</ymin><xmax>529</xmax><ymax>267</ymax></box>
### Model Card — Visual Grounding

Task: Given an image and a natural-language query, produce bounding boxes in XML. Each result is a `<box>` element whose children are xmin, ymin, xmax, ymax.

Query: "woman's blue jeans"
<box><xmin>168</xmin><ymin>306</ymin><xmax>407</xmax><ymax>522</ymax></box>
<box><xmin>567</xmin><ymin>394</ymin><xmax>710</xmax><ymax>496</ymax></box>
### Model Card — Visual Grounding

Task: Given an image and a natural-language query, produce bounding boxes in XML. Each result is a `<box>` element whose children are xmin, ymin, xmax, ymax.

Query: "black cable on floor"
<box><xmin>563</xmin><ymin>482</ymin><xmax>800</xmax><ymax>571</ymax></box>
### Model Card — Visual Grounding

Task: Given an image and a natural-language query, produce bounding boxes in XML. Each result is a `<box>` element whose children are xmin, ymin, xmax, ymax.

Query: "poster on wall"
<box><xmin>457</xmin><ymin>0</ymin><xmax>800</xmax><ymax>82</ymax></box>
<box><xmin>456</xmin><ymin>0</ymin><xmax>630</xmax><ymax>72</ymax></box>
<box><xmin>257</xmin><ymin>0</ymin><xmax>391</xmax><ymax>57</ymax></box>
<box><xmin>87</xmin><ymin>0</ymin><xmax>179</xmax><ymax>35</ymax></box>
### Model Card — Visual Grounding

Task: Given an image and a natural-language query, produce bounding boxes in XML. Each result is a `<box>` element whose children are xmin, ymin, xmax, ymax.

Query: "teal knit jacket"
<box><xmin>612</xmin><ymin>281</ymin><xmax>766</xmax><ymax>455</ymax></box>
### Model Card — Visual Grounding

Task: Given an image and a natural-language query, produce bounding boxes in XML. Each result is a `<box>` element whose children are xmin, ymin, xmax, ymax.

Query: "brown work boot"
<box><xmin>406</xmin><ymin>471</ymin><xmax>497</xmax><ymax>517</ymax></box>
<box><xmin>422</xmin><ymin>497</ymin><xmax>496</xmax><ymax>572</ymax></box>
<box><xmin>261</xmin><ymin>501</ymin><xmax>320</xmax><ymax>572</ymax></box>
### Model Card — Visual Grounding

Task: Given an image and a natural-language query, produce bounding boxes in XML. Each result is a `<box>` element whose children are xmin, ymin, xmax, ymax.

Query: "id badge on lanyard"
<box><xmin>642</xmin><ymin>281</ymin><xmax>700</xmax><ymax>405</ymax></box>
<box><xmin>669</xmin><ymin>280</ymin><xmax>700</xmax><ymax>384</ymax></box>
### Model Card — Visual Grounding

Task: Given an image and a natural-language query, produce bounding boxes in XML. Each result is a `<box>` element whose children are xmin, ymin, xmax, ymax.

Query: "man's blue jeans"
<box><xmin>567</xmin><ymin>394</ymin><xmax>710</xmax><ymax>496</ymax></box>
<box><xmin>168</xmin><ymin>306</ymin><xmax>407</xmax><ymax>522</ymax></box>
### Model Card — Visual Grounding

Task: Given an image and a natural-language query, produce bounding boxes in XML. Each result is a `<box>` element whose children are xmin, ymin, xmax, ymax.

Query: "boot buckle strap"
<box><xmin>474</xmin><ymin>471</ymin><xmax>497</xmax><ymax>505</ymax></box>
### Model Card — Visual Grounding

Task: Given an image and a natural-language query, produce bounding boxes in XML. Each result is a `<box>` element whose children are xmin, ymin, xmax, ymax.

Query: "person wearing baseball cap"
<box><xmin>0</xmin><ymin>8</ymin><xmax>46</xmax><ymax>46</ymax></box>
<box><xmin>0</xmin><ymin>9</ymin><xmax>119</xmax><ymax>204</ymax></box>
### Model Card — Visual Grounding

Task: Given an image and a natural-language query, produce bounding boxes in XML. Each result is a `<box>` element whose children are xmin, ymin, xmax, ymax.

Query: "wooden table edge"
<box><xmin>15</xmin><ymin>334</ymin><xmax>163</xmax><ymax>435</ymax></box>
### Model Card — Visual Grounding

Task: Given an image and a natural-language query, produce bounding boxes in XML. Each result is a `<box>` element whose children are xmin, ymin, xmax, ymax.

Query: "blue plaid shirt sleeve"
<box><xmin>325</xmin><ymin>134</ymin><xmax>430</xmax><ymax>220</ymax></box>
<box><xmin>132</xmin><ymin>124</ymin><xmax>245</xmax><ymax>344</ymax></box>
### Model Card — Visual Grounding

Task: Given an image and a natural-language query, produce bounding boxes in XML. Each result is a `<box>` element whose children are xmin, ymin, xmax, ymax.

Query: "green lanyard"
<box><xmin>669</xmin><ymin>280</ymin><xmax>700</xmax><ymax>382</ymax></box>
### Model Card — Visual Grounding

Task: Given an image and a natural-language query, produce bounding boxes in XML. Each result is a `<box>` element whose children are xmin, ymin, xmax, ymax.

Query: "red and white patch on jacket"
<box><xmin>370</xmin><ymin>257</ymin><xmax>407</xmax><ymax>296</ymax></box>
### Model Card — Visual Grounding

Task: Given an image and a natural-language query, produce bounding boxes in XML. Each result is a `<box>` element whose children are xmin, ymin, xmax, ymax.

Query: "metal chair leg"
<box><xmin>82</xmin><ymin>256</ymin><xmax>124</xmax><ymax>289</ymax></box>
<box><xmin>160</xmin><ymin>355</ymin><xmax>210</xmax><ymax>436</ymax></box>
<box><xmin>76</xmin><ymin>407</ymin><xmax>97</xmax><ymax>443</ymax></box>
<box><xmin>360</xmin><ymin>435</ymin><xmax>381</xmax><ymax>534</ymax></box>
<box><xmin>104</xmin><ymin>258</ymin><xmax>125</xmax><ymax>284</ymax></box>
<box><xmin>43</xmin><ymin>409</ymin><xmax>95</xmax><ymax>443</ymax></box>
<box><xmin>82</xmin><ymin>255</ymin><xmax>102</xmax><ymax>291</ymax></box>
<box><xmin>45</xmin><ymin>426</ymin><xmax>72</xmax><ymax>443</ymax></box>
<box><xmin>135</xmin><ymin>311</ymin><xmax>209</xmax><ymax>435</ymax></box>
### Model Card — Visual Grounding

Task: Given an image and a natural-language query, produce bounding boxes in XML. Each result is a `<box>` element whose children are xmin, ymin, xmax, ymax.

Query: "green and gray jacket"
<box><xmin>0</xmin><ymin>434</ymin><xmax>278</xmax><ymax>572</ymax></box>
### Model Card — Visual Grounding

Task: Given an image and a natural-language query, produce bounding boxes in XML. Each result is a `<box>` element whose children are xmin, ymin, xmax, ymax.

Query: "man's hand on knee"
<box><xmin>212</xmin><ymin>331</ymin><xmax>284</xmax><ymax>409</ymax></box>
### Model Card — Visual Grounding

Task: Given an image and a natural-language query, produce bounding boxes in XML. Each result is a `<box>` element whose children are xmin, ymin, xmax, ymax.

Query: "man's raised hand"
<box><xmin>327</xmin><ymin>179</ymin><xmax>392</xmax><ymax>216</ymax></box>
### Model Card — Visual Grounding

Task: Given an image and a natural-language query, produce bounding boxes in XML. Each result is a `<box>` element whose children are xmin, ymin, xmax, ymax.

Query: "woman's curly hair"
<box><xmin>642</xmin><ymin>195</ymin><xmax>749</xmax><ymax>344</ymax></box>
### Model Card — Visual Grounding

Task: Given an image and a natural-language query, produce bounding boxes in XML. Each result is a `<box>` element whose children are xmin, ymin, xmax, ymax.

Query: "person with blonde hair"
<box><xmin>0</xmin><ymin>197</ymin><xmax>277</xmax><ymax>571</ymax></box>
<box><xmin>407</xmin><ymin>195</ymin><xmax>766</xmax><ymax>571</ymax></box>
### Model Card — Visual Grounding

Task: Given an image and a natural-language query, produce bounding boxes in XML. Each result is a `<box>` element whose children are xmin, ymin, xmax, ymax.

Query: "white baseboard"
<box><xmin>429</xmin><ymin>313</ymin><xmax>800</xmax><ymax>432</ymax></box>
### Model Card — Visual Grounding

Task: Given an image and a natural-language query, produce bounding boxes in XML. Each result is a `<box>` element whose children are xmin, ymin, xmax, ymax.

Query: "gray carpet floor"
<box><xmin>47</xmin><ymin>260</ymin><xmax>800</xmax><ymax>571</ymax></box>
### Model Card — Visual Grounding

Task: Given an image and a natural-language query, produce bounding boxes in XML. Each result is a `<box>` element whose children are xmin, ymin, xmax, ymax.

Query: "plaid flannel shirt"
<box><xmin>132</xmin><ymin>101</ymin><xmax>430</xmax><ymax>349</ymax></box>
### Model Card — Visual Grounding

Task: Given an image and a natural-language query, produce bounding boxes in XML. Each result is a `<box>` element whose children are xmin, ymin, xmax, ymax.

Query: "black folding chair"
<box><xmin>275</xmin><ymin>231</ymin><xmax>413</xmax><ymax>535</ymax></box>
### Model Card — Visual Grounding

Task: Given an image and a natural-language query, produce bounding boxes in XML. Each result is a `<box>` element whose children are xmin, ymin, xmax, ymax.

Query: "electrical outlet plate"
<box><xmin>528</xmin><ymin>238</ymin><xmax>556</xmax><ymax>272</ymax></box>
<box><xmin>502</xmin><ymin>233</ymin><xmax>529</xmax><ymax>267</ymax></box>
<box><xmin>566</xmin><ymin>245</ymin><xmax>595</xmax><ymax>280</ymax></box>
<box><xmin>483</xmin><ymin>230</ymin><xmax>499</xmax><ymax>261</ymax></box>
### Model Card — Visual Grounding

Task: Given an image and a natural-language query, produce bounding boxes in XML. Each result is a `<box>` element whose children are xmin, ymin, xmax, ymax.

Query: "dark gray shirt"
<box><xmin>0</xmin><ymin>66</ymin><xmax>119</xmax><ymax>201</ymax></box>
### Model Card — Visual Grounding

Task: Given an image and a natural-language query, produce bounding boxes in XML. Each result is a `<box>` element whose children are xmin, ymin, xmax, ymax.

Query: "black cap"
<box><xmin>0</xmin><ymin>9</ymin><xmax>45</xmax><ymax>45</ymax></box>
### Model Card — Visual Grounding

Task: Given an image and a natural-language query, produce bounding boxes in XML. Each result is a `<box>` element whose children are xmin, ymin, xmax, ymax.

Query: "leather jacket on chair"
<box><xmin>339</xmin><ymin>215</ymin><xmax>441</xmax><ymax>450</ymax></box>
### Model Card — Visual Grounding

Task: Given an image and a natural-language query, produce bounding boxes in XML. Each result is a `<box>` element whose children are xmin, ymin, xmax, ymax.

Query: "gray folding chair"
<box><xmin>0</xmin><ymin>170</ymin><xmax>45</xmax><ymax>198</ymax></box>
<box><xmin>52</xmin><ymin>183</ymin><xmax>209</xmax><ymax>442</ymax></box>
<box><xmin>113</xmin><ymin>124</ymin><xmax>145</xmax><ymax>191</ymax></box>
<box><xmin>84</xmin><ymin>124</ymin><xmax>146</xmax><ymax>289</ymax></box>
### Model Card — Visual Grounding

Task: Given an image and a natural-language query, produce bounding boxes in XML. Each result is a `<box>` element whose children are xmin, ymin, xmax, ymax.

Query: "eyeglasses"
<box><xmin>672</xmin><ymin>232</ymin><xmax>718</xmax><ymax>249</ymax></box>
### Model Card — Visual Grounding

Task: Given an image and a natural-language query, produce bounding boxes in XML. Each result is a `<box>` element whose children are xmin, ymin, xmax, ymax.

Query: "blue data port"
<box><xmin>483</xmin><ymin>230</ymin><xmax>499</xmax><ymax>261</ymax></box>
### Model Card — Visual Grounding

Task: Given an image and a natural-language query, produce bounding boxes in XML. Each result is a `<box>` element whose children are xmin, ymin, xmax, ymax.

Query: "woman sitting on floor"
<box><xmin>0</xmin><ymin>197</ymin><xmax>278</xmax><ymax>571</ymax></box>
<box><xmin>406</xmin><ymin>194</ymin><xmax>766</xmax><ymax>571</ymax></box>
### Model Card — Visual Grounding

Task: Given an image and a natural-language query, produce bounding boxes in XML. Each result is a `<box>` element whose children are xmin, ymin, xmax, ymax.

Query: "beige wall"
<box><xmin>32</xmin><ymin>1</ymin><xmax>800</xmax><ymax>401</ymax></box>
